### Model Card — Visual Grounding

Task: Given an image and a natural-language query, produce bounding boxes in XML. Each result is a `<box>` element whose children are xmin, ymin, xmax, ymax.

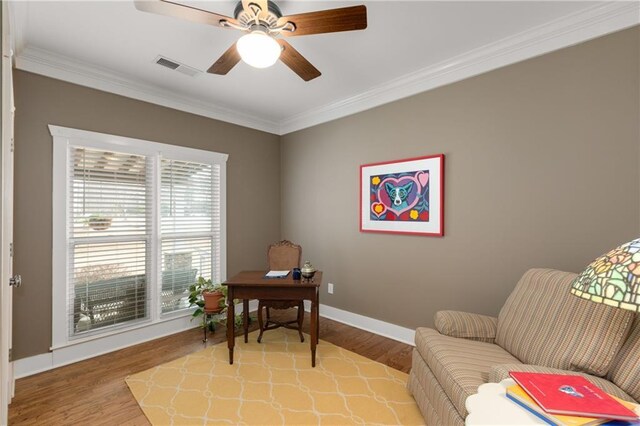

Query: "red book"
<box><xmin>509</xmin><ymin>372</ymin><xmax>639</xmax><ymax>422</ymax></box>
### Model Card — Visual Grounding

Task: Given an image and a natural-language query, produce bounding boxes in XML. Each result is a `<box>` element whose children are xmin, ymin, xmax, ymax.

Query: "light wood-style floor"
<box><xmin>9</xmin><ymin>311</ymin><xmax>414</xmax><ymax>425</ymax></box>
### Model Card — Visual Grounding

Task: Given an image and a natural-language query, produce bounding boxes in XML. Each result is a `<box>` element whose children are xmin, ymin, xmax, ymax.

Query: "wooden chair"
<box><xmin>257</xmin><ymin>240</ymin><xmax>304</xmax><ymax>343</ymax></box>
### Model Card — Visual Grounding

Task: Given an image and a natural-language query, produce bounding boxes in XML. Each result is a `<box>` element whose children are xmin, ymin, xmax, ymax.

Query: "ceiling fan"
<box><xmin>134</xmin><ymin>0</ymin><xmax>368</xmax><ymax>81</ymax></box>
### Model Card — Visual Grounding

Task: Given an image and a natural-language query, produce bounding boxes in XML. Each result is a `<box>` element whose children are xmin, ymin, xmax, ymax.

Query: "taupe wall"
<box><xmin>12</xmin><ymin>26</ymin><xmax>640</xmax><ymax>360</ymax></box>
<box><xmin>13</xmin><ymin>71</ymin><xmax>281</xmax><ymax>359</ymax></box>
<box><xmin>281</xmin><ymin>27</ymin><xmax>640</xmax><ymax>330</ymax></box>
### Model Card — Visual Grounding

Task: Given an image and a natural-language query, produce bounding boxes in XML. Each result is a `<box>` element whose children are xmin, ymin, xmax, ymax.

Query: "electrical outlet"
<box><xmin>328</xmin><ymin>283</ymin><xmax>334</xmax><ymax>294</ymax></box>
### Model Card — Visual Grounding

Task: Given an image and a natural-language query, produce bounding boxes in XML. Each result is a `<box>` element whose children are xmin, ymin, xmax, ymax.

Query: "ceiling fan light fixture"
<box><xmin>236</xmin><ymin>30</ymin><xmax>281</xmax><ymax>69</ymax></box>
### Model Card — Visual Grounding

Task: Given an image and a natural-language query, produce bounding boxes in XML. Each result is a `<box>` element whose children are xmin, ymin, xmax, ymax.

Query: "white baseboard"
<box><xmin>14</xmin><ymin>300</ymin><xmax>259</xmax><ymax>379</ymax></box>
<box><xmin>315</xmin><ymin>303</ymin><xmax>416</xmax><ymax>346</ymax></box>
<box><xmin>14</xmin><ymin>315</ymin><xmax>197</xmax><ymax>379</ymax></box>
<box><xmin>13</xmin><ymin>353</ymin><xmax>53</xmax><ymax>379</ymax></box>
<box><xmin>14</xmin><ymin>300</ymin><xmax>412</xmax><ymax>378</ymax></box>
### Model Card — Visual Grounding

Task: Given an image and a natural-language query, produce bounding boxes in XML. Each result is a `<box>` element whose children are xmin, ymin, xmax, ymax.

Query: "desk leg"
<box><xmin>315</xmin><ymin>288</ymin><xmax>320</xmax><ymax>344</ymax></box>
<box><xmin>243</xmin><ymin>299</ymin><xmax>249</xmax><ymax>343</ymax></box>
<box><xmin>310</xmin><ymin>296</ymin><xmax>318</xmax><ymax>367</ymax></box>
<box><xmin>227</xmin><ymin>289</ymin><xmax>235</xmax><ymax>365</ymax></box>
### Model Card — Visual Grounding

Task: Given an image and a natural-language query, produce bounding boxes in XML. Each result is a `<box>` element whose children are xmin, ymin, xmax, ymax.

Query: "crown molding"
<box><xmin>8</xmin><ymin>1</ymin><xmax>26</xmax><ymax>56</ymax></box>
<box><xmin>280</xmin><ymin>2</ymin><xmax>640</xmax><ymax>134</ymax></box>
<box><xmin>11</xmin><ymin>2</ymin><xmax>640</xmax><ymax>136</ymax></box>
<box><xmin>15</xmin><ymin>46</ymin><xmax>281</xmax><ymax>135</ymax></box>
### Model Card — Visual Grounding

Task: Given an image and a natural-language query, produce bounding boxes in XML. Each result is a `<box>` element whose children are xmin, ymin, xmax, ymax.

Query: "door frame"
<box><xmin>0</xmin><ymin>0</ymin><xmax>14</xmax><ymax>423</ymax></box>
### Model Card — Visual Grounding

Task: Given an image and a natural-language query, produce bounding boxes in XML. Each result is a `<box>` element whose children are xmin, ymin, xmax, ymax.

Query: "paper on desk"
<box><xmin>264</xmin><ymin>270</ymin><xmax>290</xmax><ymax>278</ymax></box>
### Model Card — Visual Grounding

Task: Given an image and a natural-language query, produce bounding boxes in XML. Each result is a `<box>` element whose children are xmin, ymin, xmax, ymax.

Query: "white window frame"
<box><xmin>50</xmin><ymin>125</ymin><xmax>227</xmax><ymax>354</ymax></box>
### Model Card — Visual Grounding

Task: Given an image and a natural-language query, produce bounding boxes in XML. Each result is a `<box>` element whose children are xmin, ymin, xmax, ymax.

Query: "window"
<box><xmin>160</xmin><ymin>159</ymin><xmax>220</xmax><ymax>314</ymax></box>
<box><xmin>70</xmin><ymin>148</ymin><xmax>151</xmax><ymax>334</ymax></box>
<box><xmin>52</xmin><ymin>126</ymin><xmax>227</xmax><ymax>348</ymax></box>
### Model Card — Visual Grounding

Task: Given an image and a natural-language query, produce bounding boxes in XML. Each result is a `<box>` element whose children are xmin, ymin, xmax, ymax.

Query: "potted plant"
<box><xmin>188</xmin><ymin>276</ymin><xmax>252</xmax><ymax>332</ymax></box>
<box><xmin>189</xmin><ymin>277</ymin><xmax>224</xmax><ymax>329</ymax></box>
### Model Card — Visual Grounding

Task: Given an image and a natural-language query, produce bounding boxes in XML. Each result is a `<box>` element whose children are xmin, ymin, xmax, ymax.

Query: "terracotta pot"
<box><xmin>203</xmin><ymin>290</ymin><xmax>224</xmax><ymax>313</ymax></box>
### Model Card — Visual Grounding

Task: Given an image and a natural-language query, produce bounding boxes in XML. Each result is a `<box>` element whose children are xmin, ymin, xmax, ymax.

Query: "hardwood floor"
<box><xmin>8</xmin><ymin>311</ymin><xmax>414</xmax><ymax>425</ymax></box>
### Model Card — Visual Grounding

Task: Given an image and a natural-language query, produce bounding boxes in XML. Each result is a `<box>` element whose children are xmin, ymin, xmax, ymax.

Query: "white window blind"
<box><xmin>69</xmin><ymin>147</ymin><xmax>152</xmax><ymax>336</ymax></box>
<box><xmin>160</xmin><ymin>159</ymin><xmax>220</xmax><ymax>314</ymax></box>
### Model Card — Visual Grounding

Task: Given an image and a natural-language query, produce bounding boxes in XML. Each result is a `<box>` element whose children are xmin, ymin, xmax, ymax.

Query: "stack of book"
<box><xmin>506</xmin><ymin>372</ymin><xmax>640</xmax><ymax>426</ymax></box>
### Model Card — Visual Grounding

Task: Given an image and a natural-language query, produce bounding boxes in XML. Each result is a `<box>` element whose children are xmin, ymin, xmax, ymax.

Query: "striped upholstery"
<box><xmin>415</xmin><ymin>327</ymin><xmax>520</xmax><ymax>418</ymax></box>
<box><xmin>408</xmin><ymin>349</ymin><xmax>464</xmax><ymax>426</ymax></box>
<box><xmin>607</xmin><ymin>314</ymin><xmax>640</xmax><ymax>401</ymax></box>
<box><xmin>408</xmin><ymin>269</ymin><xmax>639</xmax><ymax>425</ymax></box>
<box><xmin>495</xmin><ymin>269</ymin><xmax>634</xmax><ymax>376</ymax></box>
<box><xmin>406</xmin><ymin>376</ymin><xmax>441</xmax><ymax>426</ymax></box>
<box><xmin>434</xmin><ymin>311</ymin><xmax>497</xmax><ymax>343</ymax></box>
<box><xmin>489</xmin><ymin>364</ymin><xmax>635</xmax><ymax>402</ymax></box>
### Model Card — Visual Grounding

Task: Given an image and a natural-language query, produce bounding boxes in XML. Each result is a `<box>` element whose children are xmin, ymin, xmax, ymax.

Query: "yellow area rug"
<box><xmin>126</xmin><ymin>328</ymin><xmax>424</xmax><ymax>425</ymax></box>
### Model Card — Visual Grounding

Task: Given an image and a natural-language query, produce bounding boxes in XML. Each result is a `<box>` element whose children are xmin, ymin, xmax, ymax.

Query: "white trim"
<box><xmin>51</xmin><ymin>128</ymin><xmax>68</xmax><ymax>349</ymax></box>
<box><xmin>280</xmin><ymin>2</ymin><xmax>640</xmax><ymax>134</ymax></box>
<box><xmin>17</xmin><ymin>47</ymin><xmax>280</xmax><ymax>135</ymax></box>
<box><xmin>50</xmin><ymin>125</ymin><xmax>228</xmax><ymax>361</ymax></box>
<box><xmin>14</xmin><ymin>299</ymin><xmax>257</xmax><ymax>379</ymax></box>
<box><xmin>218</xmin><ymin>159</ymin><xmax>227</xmax><ymax>283</ymax></box>
<box><xmin>7</xmin><ymin>1</ymin><xmax>24</xmax><ymax>57</ymax></box>
<box><xmin>13</xmin><ymin>353</ymin><xmax>52</xmax><ymax>380</ymax></box>
<box><xmin>318</xmin><ymin>304</ymin><xmax>415</xmax><ymax>346</ymax></box>
<box><xmin>48</xmin><ymin>125</ymin><xmax>229</xmax><ymax>163</ymax></box>
<box><xmin>50</xmin><ymin>313</ymin><xmax>190</xmax><ymax>351</ymax></box>
<box><xmin>16</xmin><ymin>315</ymin><xmax>195</xmax><ymax>379</ymax></box>
<box><xmin>151</xmin><ymin>141</ymin><xmax>161</xmax><ymax>324</ymax></box>
<box><xmin>14</xmin><ymin>300</ymin><xmax>410</xmax><ymax>379</ymax></box>
<box><xmin>302</xmin><ymin>301</ymin><xmax>415</xmax><ymax>346</ymax></box>
<box><xmin>1</xmin><ymin>1</ymin><xmax>15</xmax><ymax>420</ymax></box>
<box><xmin>11</xmin><ymin>3</ymin><xmax>640</xmax><ymax>135</ymax></box>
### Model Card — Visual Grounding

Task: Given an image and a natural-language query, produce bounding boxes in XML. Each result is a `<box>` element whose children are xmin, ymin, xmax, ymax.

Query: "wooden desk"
<box><xmin>222</xmin><ymin>271</ymin><xmax>322</xmax><ymax>367</ymax></box>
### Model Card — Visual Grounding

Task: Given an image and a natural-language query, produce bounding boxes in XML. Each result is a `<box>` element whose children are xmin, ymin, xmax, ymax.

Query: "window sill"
<box><xmin>51</xmin><ymin>309</ymin><xmax>194</xmax><ymax>351</ymax></box>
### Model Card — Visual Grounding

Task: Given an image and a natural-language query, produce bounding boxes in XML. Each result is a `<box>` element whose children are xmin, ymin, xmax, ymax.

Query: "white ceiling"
<box><xmin>10</xmin><ymin>1</ymin><xmax>640</xmax><ymax>134</ymax></box>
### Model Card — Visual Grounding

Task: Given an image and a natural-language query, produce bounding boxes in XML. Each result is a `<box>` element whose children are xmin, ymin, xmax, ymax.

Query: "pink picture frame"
<box><xmin>360</xmin><ymin>154</ymin><xmax>444</xmax><ymax>236</ymax></box>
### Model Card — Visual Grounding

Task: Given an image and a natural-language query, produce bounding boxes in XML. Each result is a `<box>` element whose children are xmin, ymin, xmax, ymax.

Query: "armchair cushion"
<box><xmin>415</xmin><ymin>327</ymin><xmax>520</xmax><ymax>417</ymax></box>
<box><xmin>495</xmin><ymin>269</ymin><xmax>634</xmax><ymax>377</ymax></box>
<box><xmin>489</xmin><ymin>363</ymin><xmax>635</xmax><ymax>403</ymax></box>
<box><xmin>435</xmin><ymin>311</ymin><xmax>497</xmax><ymax>343</ymax></box>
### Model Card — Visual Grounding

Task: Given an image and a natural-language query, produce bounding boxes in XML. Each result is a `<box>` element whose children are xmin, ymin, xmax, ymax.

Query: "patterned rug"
<box><xmin>126</xmin><ymin>328</ymin><xmax>424</xmax><ymax>425</ymax></box>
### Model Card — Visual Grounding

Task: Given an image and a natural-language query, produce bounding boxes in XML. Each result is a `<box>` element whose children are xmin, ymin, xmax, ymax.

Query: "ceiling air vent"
<box><xmin>154</xmin><ymin>55</ymin><xmax>201</xmax><ymax>77</ymax></box>
<box><xmin>156</xmin><ymin>56</ymin><xmax>180</xmax><ymax>70</ymax></box>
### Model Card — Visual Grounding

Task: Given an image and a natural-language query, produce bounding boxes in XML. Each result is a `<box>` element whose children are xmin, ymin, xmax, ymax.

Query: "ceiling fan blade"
<box><xmin>242</xmin><ymin>0</ymin><xmax>269</xmax><ymax>21</ymax></box>
<box><xmin>207</xmin><ymin>43</ymin><xmax>241</xmax><ymax>75</ymax></box>
<box><xmin>277</xmin><ymin>5</ymin><xmax>367</xmax><ymax>37</ymax></box>
<box><xmin>277</xmin><ymin>40</ymin><xmax>321</xmax><ymax>82</ymax></box>
<box><xmin>134</xmin><ymin>0</ymin><xmax>238</xmax><ymax>28</ymax></box>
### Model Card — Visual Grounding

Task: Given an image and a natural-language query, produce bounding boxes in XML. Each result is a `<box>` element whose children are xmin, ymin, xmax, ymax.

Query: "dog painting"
<box><xmin>360</xmin><ymin>154</ymin><xmax>444</xmax><ymax>236</ymax></box>
<box><xmin>385</xmin><ymin>181</ymin><xmax>414</xmax><ymax>211</ymax></box>
<box><xmin>370</xmin><ymin>170</ymin><xmax>429</xmax><ymax>222</ymax></box>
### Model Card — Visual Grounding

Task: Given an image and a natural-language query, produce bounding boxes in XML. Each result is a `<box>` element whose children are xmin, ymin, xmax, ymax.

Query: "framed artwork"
<box><xmin>360</xmin><ymin>154</ymin><xmax>444</xmax><ymax>236</ymax></box>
